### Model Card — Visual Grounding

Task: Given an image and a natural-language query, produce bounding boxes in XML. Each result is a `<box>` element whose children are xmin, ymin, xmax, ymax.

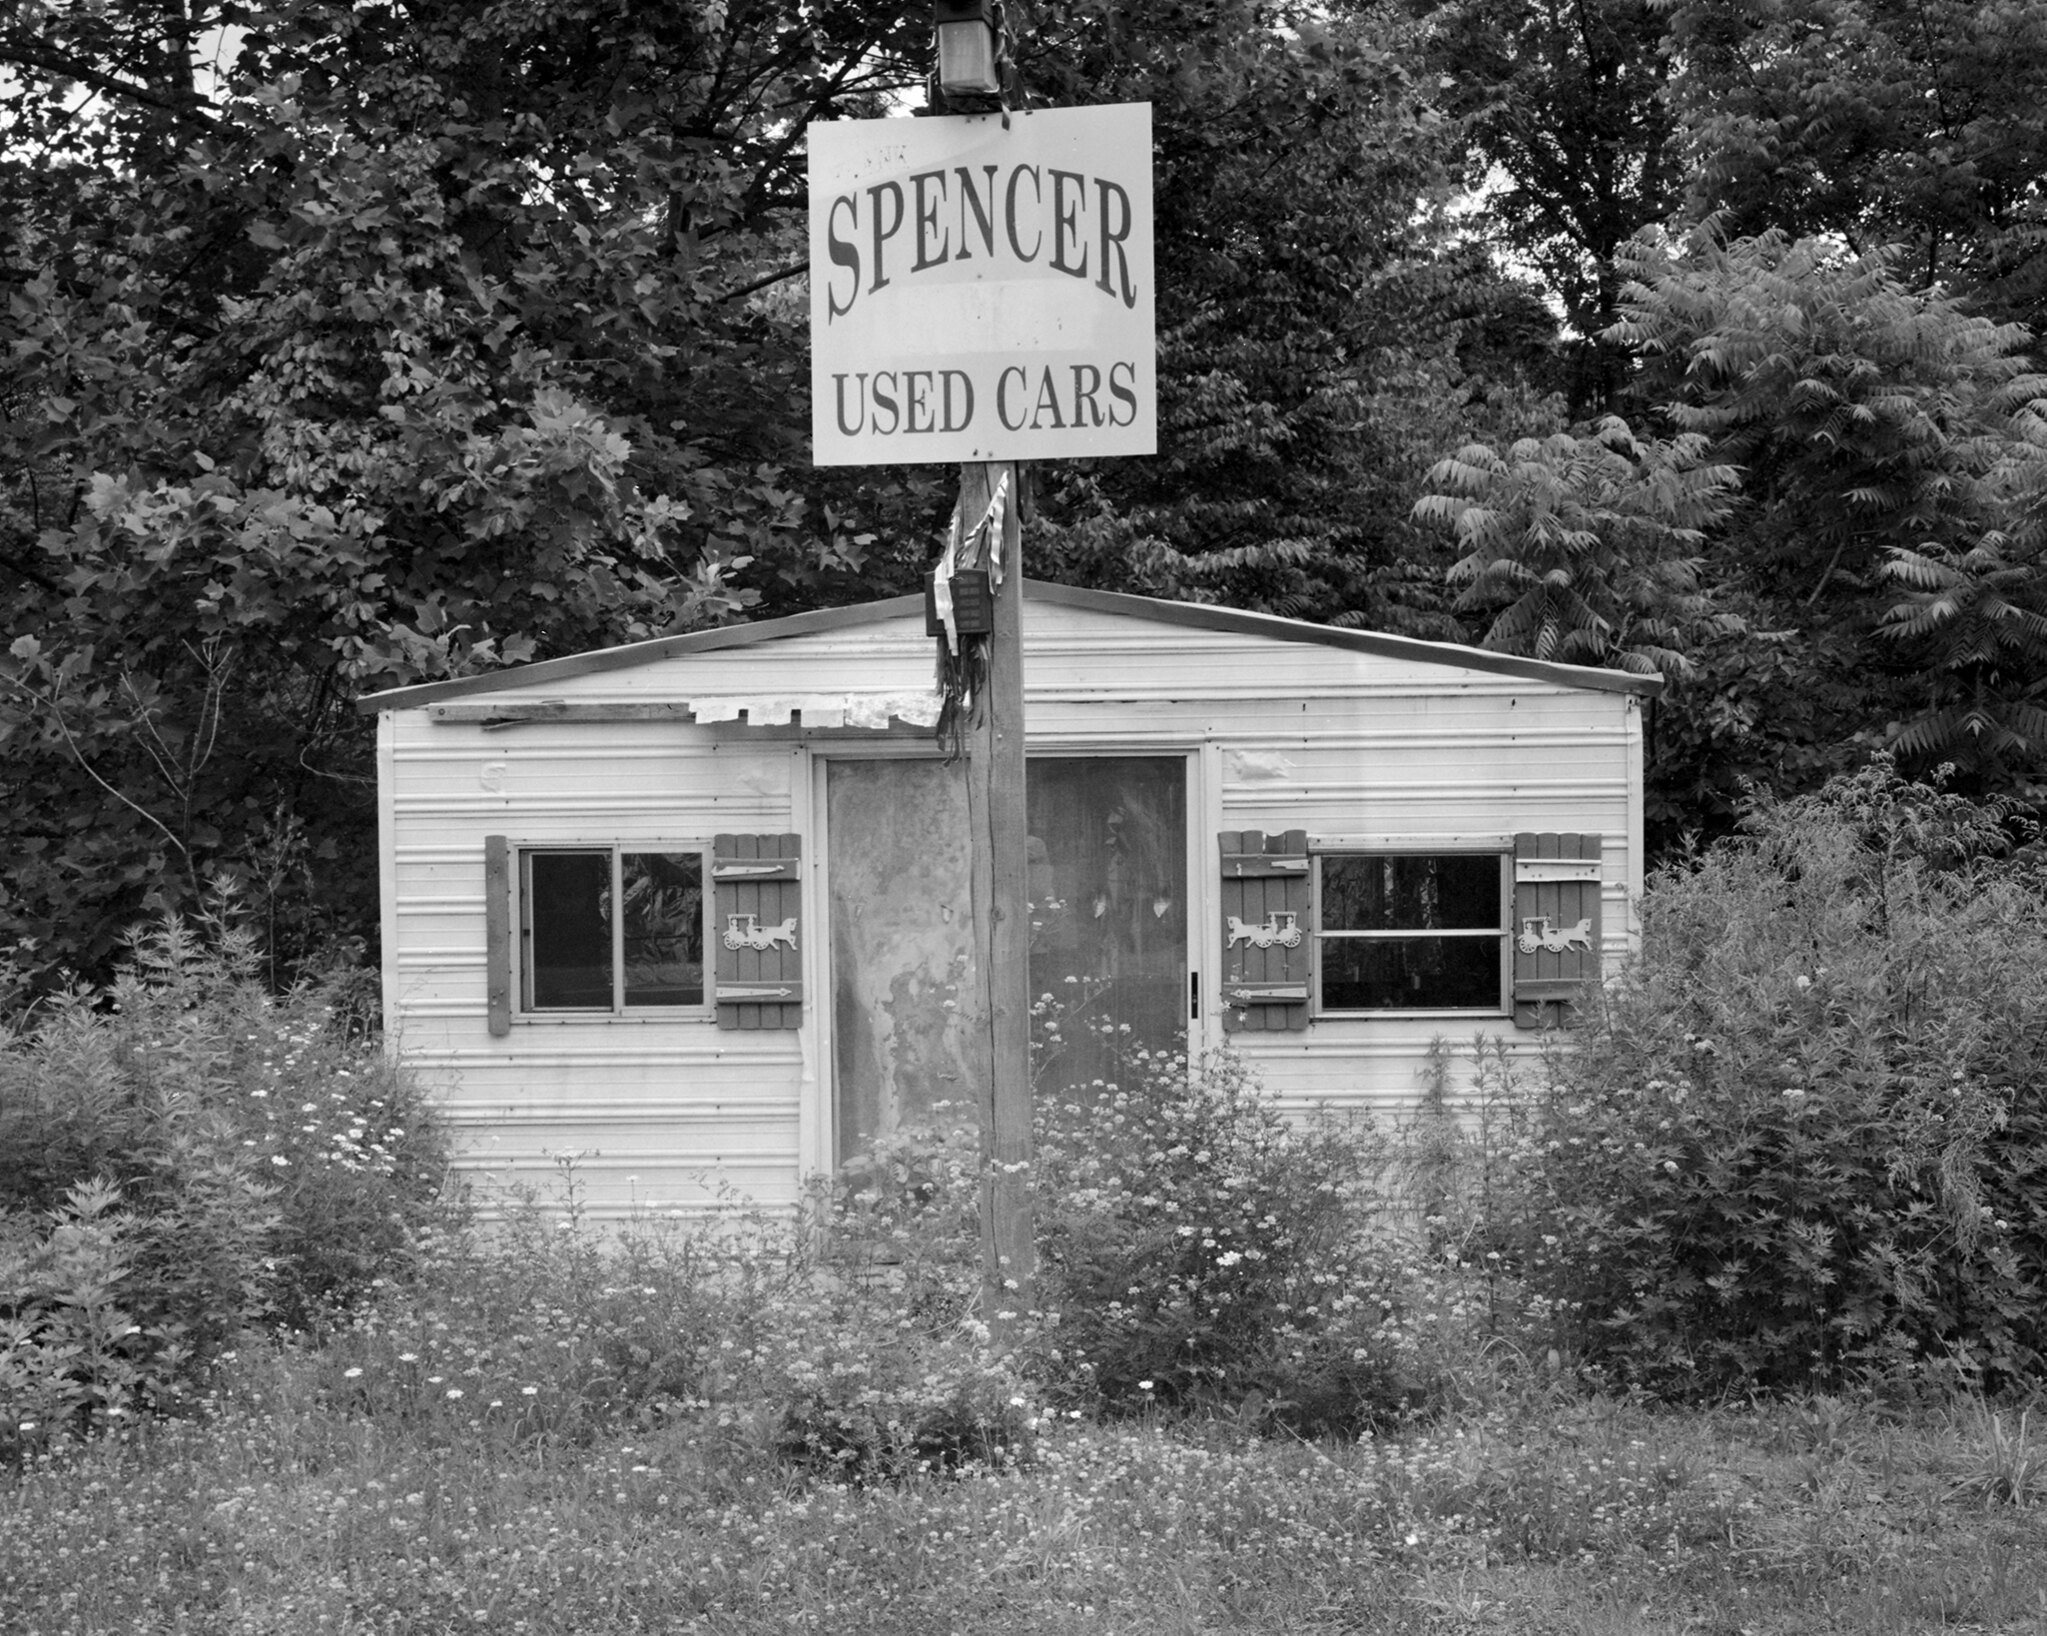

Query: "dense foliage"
<box><xmin>1011</xmin><ymin>2</ymin><xmax>1537</xmax><ymax>630</ymax></box>
<box><xmin>1466</xmin><ymin>764</ymin><xmax>2047</xmax><ymax>1394</ymax></box>
<box><xmin>1415</xmin><ymin>0</ymin><xmax>1680</xmax><ymax>415</ymax></box>
<box><xmin>5</xmin><ymin>0</ymin><xmax>2047</xmax><ymax>988</ymax></box>
<box><xmin>811</xmin><ymin>1028</ymin><xmax>1449</xmax><ymax>1442</ymax></box>
<box><xmin>1416</xmin><ymin>228</ymin><xmax>2047</xmax><ymax>844</ymax></box>
<box><xmin>0</xmin><ymin>1</ymin><xmax>949</xmax><ymax>988</ymax></box>
<box><xmin>1665</xmin><ymin>0</ymin><xmax>2047</xmax><ymax>334</ymax></box>
<box><xmin>1029</xmin><ymin>1033</ymin><xmax>1440</xmax><ymax>1435</ymax></box>
<box><xmin>0</xmin><ymin>907</ymin><xmax>448</xmax><ymax>1453</ymax></box>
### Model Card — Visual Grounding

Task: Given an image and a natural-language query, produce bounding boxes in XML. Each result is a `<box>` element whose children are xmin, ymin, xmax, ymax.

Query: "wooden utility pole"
<box><xmin>811</xmin><ymin>57</ymin><xmax>1147</xmax><ymax>1346</ymax></box>
<box><xmin>957</xmin><ymin>459</ymin><xmax>1035</xmax><ymax>1340</ymax></box>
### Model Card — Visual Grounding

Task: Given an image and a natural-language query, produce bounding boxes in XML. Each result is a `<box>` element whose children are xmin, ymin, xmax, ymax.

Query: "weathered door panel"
<box><xmin>826</xmin><ymin>754</ymin><xmax>1190</xmax><ymax>1167</ymax></box>
<box><xmin>1026</xmin><ymin>757</ymin><xmax>1189</xmax><ymax>1097</ymax></box>
<box><xmin>826</xmin><ymin>760</ymin><xmax>981</xmax><ymax>1166</ymax></box>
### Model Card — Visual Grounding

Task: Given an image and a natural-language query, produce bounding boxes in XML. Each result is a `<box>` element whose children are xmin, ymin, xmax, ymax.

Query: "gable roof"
<box><xmin>356</xmin><ymin>580</ymin><xmax>1664</xmax><ymax>712</ymax></box>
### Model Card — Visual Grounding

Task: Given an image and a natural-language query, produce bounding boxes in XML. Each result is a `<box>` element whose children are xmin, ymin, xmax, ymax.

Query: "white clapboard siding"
<box><xmin>370</xmin><ymin>583</ymin><xmax>1650</xmax><ymax>1219</ymax></box>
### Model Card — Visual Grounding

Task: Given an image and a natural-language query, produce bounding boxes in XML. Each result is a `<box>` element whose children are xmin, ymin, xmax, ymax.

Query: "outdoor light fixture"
<box><xmin>934</xmin><ymin>0</ymin><xmax>1002</xmax><ymax>98</ymax></box>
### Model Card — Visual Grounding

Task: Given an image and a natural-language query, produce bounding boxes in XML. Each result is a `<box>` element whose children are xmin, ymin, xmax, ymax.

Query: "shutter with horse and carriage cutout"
<box><xmin>713</xmin><ymin>833</ymin><xmax>804</xmax><ymax>1031</ymax></box>
<box><xmin>1511</xmin><ymin>832</ymin><xmax>1602</xmax><ymax>1030</ymax></box>
<box><xmin>1218</xmin><ymin>829</ymin><xmax>1311</xmax><ymax>1031</ymax></box>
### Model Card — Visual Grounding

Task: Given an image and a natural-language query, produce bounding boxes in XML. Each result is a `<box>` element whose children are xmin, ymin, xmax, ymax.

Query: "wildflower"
<box><xmin>446</xmin><ymin>1388</ymin><xmax>463</xmax><ymax>1400</ymax></box>
<box><xmin>344</xmin><ymin>1367</ymin><xmax>363</xmax><ymax>1380</ymax></box>
<box><xmin>522</xmin><ymin>1386</ymin><xmax>539</xmax><ymax>1396</ymax></box>
<box><xmin>399</xmin><ymin>1353</ymin><xmax>419</xmax><ymax>1364</ymax></box>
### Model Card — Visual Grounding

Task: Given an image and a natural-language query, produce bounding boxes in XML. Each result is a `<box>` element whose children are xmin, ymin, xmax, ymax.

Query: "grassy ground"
<box><xmin>5</xmin><ymin>1354</ymin><xmax>2045</xmax><ymax>1636</ymax></box>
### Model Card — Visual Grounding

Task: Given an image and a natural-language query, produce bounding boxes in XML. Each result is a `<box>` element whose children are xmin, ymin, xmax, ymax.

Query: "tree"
<box><xmin>832</xmin><ymin>0</ymin><xmax>1554</xmax><ymax>639</ymax></box>
<box><xmin>1611</xmin><ymin>226</ymin><xmax>2047</xmax><ymax>813</ymax></box>
<box><xmin>1416</xmin><ymin>227</ymin><xmax>2047</xmax><ymax>836</ymax></box>
<box><xmin>1415</xmin><ymin>0</ymin><xmax>1683</xmax><ymax>415</ymax></box>
<box><xmin>0</xmin><ymin>0</ymin><xmax>938</xmax><ymax>987</ymax></box>
<box><xmin>1664</xmin><ymin>0</ymin><xmax>2047</xmax><ymax>333</ymax></box>
<box><xmin>1879</xmin><ymin>467</ymin><xmax>2047</xmax><ymax>777</ymax></box>
<box><xmin>1413</xmin><ymin>415</ymin><xmax>1739</xmax><ymax>675</ymax></box>
<box><xmin>1009</xmin><ymin>0</ymin><xmax>1539</xmax><ymax>636</ymax></box>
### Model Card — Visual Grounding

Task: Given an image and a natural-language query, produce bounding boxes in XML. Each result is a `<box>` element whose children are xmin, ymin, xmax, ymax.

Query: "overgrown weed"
<box><xmin>1439</xmin><ymin>762</ymin><xmax>2047</xmax><ymax>1396</ymax></box>
<box><xmin>1</xmin><ymin>898</ymin><xmax>449</xmax><ymax>1457</ymax></box>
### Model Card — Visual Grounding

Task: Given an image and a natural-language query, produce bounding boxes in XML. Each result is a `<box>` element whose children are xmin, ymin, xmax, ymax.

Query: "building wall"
<box><xmin>377</xmin><ymin>597</ymin><xmax>1644</xmax><ymax>1219</ymax></box>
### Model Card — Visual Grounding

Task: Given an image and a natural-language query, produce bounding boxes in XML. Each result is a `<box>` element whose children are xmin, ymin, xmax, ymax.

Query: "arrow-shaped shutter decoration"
<box><xmin>1219</xmin><ymin>829</ymin><xmax>1311</xmax><ymax>1032</ymax></box>
<box><xmin>714</xmin><ymin>833</ymin><xmax>803</xmax><ymax>1030</ymax></box>
<box><xmin>1511</xmin><ymin>832</ymin><xmax>1602</xmax><ymax>1030</ymax></box>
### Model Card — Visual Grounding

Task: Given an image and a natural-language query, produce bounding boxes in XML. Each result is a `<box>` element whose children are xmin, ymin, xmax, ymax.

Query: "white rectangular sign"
<box><xmin>808</xmin><ymin>103</ymin><xmax>1156</xmax><ymax>466</ymax></box>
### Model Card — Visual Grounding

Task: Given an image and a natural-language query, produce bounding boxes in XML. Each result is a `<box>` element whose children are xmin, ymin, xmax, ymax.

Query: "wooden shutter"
<box><xmin>1511</xmin><ymin>833</ymin><xmax>1602</xmax><ymax>1030</ymax></box>
<box><xmin>484</xmin><ymin>835</ymin><xmax>512</xmax><ymax>1037</ymax></box>
<box><xmin>713</xmin><ymin>833</ymin><xmax>804</xmax><ymax>1030</ymax></box>
<box><xmin>1219</xmin><ymin>829</ymin><xmax>1311</xmax><ymax>1031</ymax></box>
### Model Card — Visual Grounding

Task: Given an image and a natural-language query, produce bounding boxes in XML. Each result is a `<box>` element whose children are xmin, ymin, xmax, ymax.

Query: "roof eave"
<box><xmin>355</xmin><ymin>581</ymin><xmax>1663</xmax><ymax>712</ymax></box>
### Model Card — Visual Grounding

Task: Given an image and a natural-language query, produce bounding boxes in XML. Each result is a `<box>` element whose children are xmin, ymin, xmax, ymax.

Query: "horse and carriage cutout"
<box><xmin>722</xmin><ymin>912</ymin><xmax>798</xmax><ymax>953</ymax></box>
<box><xmin>1226</xmin><ymin>910</ymin><xmax>1303</xmax><ymax>950</ymax></box>
<box><xmin>1517</xmin><ymin>915</ymin><xmax>1592</xmax><ymax>955</ymax></box>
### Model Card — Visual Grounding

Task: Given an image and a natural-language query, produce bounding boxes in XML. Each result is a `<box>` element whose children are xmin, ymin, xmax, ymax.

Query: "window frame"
<box><xmin>1310</xmin><ymin>848</ymin><xmax>1513</xmax><ymax>1017</ymax></box>
<box><xmin>515</xmin><ymin>842</ymin><xmax>714</xmax><ymax>1022</ymax></box>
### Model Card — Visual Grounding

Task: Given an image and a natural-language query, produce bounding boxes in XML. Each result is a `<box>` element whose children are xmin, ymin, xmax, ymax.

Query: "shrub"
<box><xmin>779</xmin><ymin>1132</ymin><xmax>1037</xmax><ymax>1479</ymax></box>
<box><xmin>0</xmin><ymin>1179</ymin><xmax>203</xmax><ymax>1460</ymax></box>
<box><xmin>1031</xmin><ymin>1023</ymin><xmax>1437</xmax><ymax>1436</ymax></box>
<box><xmin>0</xmin><ymin>905</ymin><xmax>449</xmax><ymax>1442</ymax></box>
<box><xmin>767</xmin><ymin>1292</ymin><xmax>1035</xmax><ymax>1482</ymax></box>
<box><xmin>313</xmin><ymin>1158</ymin><xmax>1036</xmax><ymax>1480</ymax></box>
<box><xmin>1487</xmin><ymin>761</ymin><xmax>2047</xmax><ymax>1394</ymax></box>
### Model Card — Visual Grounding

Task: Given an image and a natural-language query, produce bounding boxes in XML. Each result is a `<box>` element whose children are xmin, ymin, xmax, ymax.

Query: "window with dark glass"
<box><xmin>521</xmin><ymin>848</ymin><xmax>706</xmax><ymax>1012</ymax></box>
<box><xmin>1316</xmin><ymin>853</ymin><xmax>1508</xmax><ymax>1011</ymax></box>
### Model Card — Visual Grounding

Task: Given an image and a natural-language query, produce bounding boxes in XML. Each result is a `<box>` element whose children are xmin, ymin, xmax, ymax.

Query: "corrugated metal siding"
<box><xmin>381</xmin><ymin>599</ymin><xmax>1641</xmax><ymax>1214</ymax></box>
<box><xmin>383</xmin><ymin>706</ymin><xmax>810</xmax><ymax>1219</ymax></box>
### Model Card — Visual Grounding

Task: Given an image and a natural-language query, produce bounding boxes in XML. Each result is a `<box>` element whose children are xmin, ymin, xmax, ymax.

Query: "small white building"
<box><xmin>362</xmin><ymin>582</ymin><xmax>1659</xmax><ymax>1219</ymax></box>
